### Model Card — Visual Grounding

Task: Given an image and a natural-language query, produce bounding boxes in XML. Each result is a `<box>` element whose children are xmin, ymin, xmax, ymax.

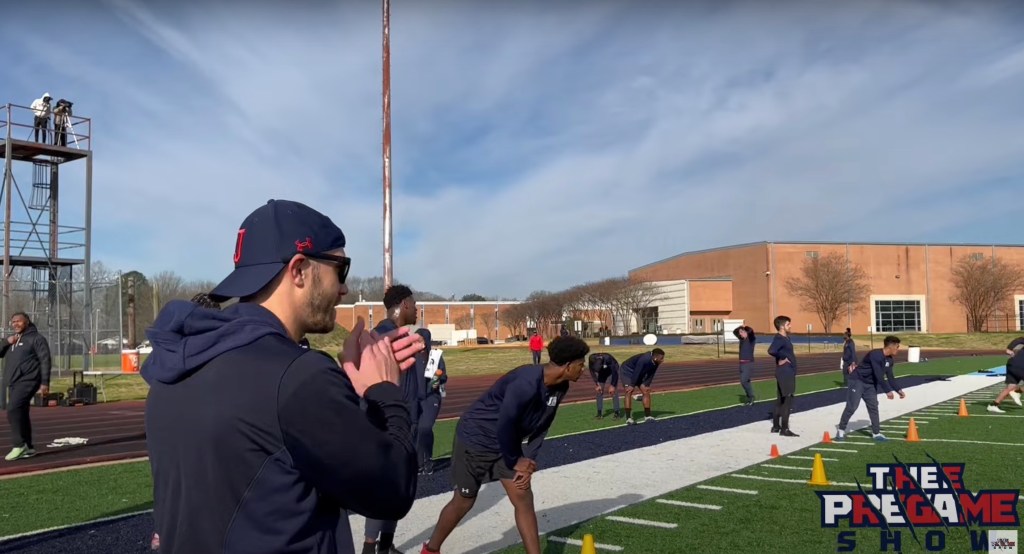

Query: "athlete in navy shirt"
<box><xmin>766</xmin><ymin>315</ymin><xmax>799</xmax><ymax>436</ymax></box>
<box><xmin>621</xmin><ymin>349</ymin><xmax>665</xmax><ymax>424</ymax></box>
<box><xmin>588</xmin><ymin>352</ymin><xmax>621</xmax><ymax>419</ymax></box>
<box><xmin>836</xmin><ymin>336</ymin><xmax>904</xmax><ymax>441</ymax></box>
<box><xmin>420</xmin><ymin>336</ymin><xmax>590</xmax><ymax>554</ymax></box>
<box><xmin>733</xmin><ymin>325</ymin><xmax>756</xmax><ymax>405</ymax></box>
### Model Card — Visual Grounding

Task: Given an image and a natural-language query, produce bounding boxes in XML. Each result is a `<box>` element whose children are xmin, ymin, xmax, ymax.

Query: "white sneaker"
<box><xmin>872</xmin><ymin>433</ymin><xmax>888</xmax><ymax>442</ymax></box>
<box><xmin>835</xmin><ymin>427</ymin><xmax>846</xmax><ymax>440</ymax></box>
<box><xmin>1009</xmin><ymin>390</ymin><xmax>1022</xmax><ymax>407</ymax></box>
<box><xmin>988</xmin><ymin>404</ymin><xmax>1006</xmax><ymax>414</ymax></box>
<box><xmin>626</xmin><ymin>417</ymin><xmax>636</xmax><ymax>425</ymax></box>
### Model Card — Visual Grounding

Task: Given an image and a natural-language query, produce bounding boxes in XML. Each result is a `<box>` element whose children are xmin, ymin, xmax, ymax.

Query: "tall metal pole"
<box><xmin>83</xmin><ymin>151</ymin><xmax>92</xmax><ymax>371</ymax></box>
<box><xmin>382</xmin><ymin>0</ymin><xmax>394</xmax><ymax>289</ymax></box>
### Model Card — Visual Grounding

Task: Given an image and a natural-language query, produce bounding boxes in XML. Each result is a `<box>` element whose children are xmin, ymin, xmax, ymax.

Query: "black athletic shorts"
<box><xmin>1006</xmin><ymin>366</ymin><xmax>1024</xmax><ymax>386</ymax></box>
<box><xmin>775</xmin><ymin>369</ymin><xmax>796</xmax><ymax>397</ymax></box>
<box><xmin>451</xmin><ymin>436</ymin><xmax>516</xmax><ymax>498</ymax></box>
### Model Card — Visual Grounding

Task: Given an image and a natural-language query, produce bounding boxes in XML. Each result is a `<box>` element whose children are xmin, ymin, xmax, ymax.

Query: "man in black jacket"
<box><xmin>142</xmin><ymin>199</ymin><xmax>425</xmax><ymax>554</ymax></box>
<box><xmin>364</xmin><ymin>284</ymin><xmax>423</xmax><ymax>554</ymax></box>
<box><xmin>2</xmin><ymin>312</ymin><xmax>52</xmax><ymax>461</ymax></box>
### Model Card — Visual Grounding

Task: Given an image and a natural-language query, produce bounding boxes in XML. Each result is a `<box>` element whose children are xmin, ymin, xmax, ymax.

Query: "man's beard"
<box><xmin>303</xmin><ymin>270</ymin><xmax>337</xmax><ymax>335</ymax></box>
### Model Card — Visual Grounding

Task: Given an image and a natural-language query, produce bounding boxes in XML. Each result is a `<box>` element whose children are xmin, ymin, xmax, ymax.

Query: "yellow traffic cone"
<box><xmin>581</xmin><ymin>533</ymin><xmax>597</xmax><ymax>554</ymax></box>
<box><xmin>808</xmin><ymin>453</ymin><xmax>831</xmax><ymax>486</ymax></box>
<box><xmin>958</xmin><ymin>398</ymin><xmax>969</xmax><ymax>417</ymax></box>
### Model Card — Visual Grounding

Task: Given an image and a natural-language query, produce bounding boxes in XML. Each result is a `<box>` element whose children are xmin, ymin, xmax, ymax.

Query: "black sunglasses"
<box><xmin>288</xmin><ymin>252</ymin><xmax>351</xmax><ymax>284</ymax></box>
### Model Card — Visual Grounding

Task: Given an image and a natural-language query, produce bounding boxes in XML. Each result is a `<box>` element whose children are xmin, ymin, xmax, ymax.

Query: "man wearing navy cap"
<box><xmin>142</xmin><ymin>199</ymin><xmax>425</xmax><ymax>554</ymax></box>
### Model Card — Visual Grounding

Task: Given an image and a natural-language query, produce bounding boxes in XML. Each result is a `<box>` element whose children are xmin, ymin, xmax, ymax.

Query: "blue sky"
<box><xmin>2</xmin><ymin>0</ymin><xmax>1023</xmax><ymax>299</ymax></box>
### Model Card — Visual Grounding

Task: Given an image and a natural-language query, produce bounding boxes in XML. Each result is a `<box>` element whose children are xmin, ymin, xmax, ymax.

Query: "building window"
<box><xmin>1019</xmin><ymin>299</ymin><xmax>1024</xmax><ymax>331</ymax></box>
<box><xmin>970</xmin><ymin>252</ymin><xmax>984</xmax><ymax>261</ymax></box>
<box><xmin>806</xmin><ymin>251</ymin><xmax>819</xmax><ymax>259</ymax></box>
<box><xmin>693</xmin><ymin>318</ymin><xmax>705</xmax><ymax>332</ymax></box>
<box><xmin>874</xmin><ymin>299</ymin><xmax>921</xmax><ymax>332</ymax></box>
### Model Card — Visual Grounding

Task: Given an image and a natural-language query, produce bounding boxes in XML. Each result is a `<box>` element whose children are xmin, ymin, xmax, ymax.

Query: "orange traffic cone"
<box><xmin>808</xmin><ymin>453</ymin><xmax>831</xmax><ymax>486</ymax></box>
<box><xmin>958</xmin><ymin>398</ymin><xmax>969</xmax><ymax>417</ymax></box>
<box><xmin>822</xmin><ymin>431</ymin><xmax>832</xmax><ymax>444</ymax></box>
<box><xmin>770</xmin><ymin>444</ymin><xmax>780</xmax><ymax>458</ymax></box>
<box><xmin>906</xmin><ymin>418</ymin><xmax>921</xmax><ymax>442</ymax></box>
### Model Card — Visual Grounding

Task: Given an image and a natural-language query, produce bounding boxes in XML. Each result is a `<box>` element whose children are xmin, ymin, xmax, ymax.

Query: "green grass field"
<box><xmin>0</xmin><ymin>355</ymin><xmax>1005</xmax><ymax>539</ymax></box>
<box><xmin>493</xmin><ymin>383</ymin><xmax>1024</xmax><ymax>554</ymax></box>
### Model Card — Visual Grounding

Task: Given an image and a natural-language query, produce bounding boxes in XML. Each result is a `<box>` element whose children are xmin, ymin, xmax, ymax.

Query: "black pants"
<box><xmin>739</xmin><ymin>362</ymin><xmax>755</xmax><ymax>401</ymax></box>
<box><xmin>417</xmin><ymin>393</ymin><xmax>442</xmax><ymax>467</ymax></box>
<box><xmin>841</xmin><ymin>361</ymin><xmax>853</xmax><ymax>387</ymax></box>
<box><xmin>838</xmin><ymin>379</ymin><xmax>880</xmax><ymax>434</ymax></box>
<box><xmin>33</xmin><ymin>117</ymin><xmax>49</xmax><ymax>142</ymax></box>
<box><xmin>773</xmin><ymin>370</ymin><xmax>796</xmax><ymax>429</ymax></box>
<box><xmin>7</xmin><ymin>381</ymin><xmax>38</xmax><ymax>448</ymax></box>
<box><xmin>532</xmin><ymin>351</ymin><xmax>541</xmax><ymax>364</ymax></box>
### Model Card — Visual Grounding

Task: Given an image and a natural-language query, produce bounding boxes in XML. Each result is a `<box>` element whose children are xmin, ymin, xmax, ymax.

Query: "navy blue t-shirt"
<box><xmin>456</xmin><ymin>364</ymin><xmax>568</xmax><ymax>470</ymax></box>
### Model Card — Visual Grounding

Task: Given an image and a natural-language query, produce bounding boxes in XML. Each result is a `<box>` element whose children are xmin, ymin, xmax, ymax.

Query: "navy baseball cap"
<box><xmin>209</xmin><ymin>199</ymin><xmax>348</xmax><ymax>301</ymax></box>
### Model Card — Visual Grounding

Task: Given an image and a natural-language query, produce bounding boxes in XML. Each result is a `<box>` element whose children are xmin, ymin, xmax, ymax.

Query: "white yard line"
<box><xmin>728</xmin><ymin>474</ymin><xmax>860</xmax><ymax>487</ymax></box>
<box><xmin>695</xmin><ymin>485</ymin><xmax>758</xmax><ymax>495</ymax></box>
<box><xmin>344</xmin><ymin>373</ymin><xmax>996</xmax><ymax>554</ymax></box>
<box><xmin>547</xmin><ymin>536</ymin><xmax>624</xmax><ymax>552</ymax></box>
<box><xmin>606</xmin><ymin>516</ymin><xmax>678</xmax><ymax>529</ymax></box>
<box><xmin>655</xmin><ymin>499</ymin><xmax>722</xmax><ymax>510</ymax></box>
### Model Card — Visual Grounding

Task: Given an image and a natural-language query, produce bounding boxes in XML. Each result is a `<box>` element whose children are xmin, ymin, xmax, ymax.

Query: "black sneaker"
<box><xmin>770</xmin><ymin>425</ymin><xmax>781</xmax><ymax>433</ymax></box>
<box><xmin>780</xmin><ymin>429</ymin><xmax>799</xmax><ymax>437</ymax></box>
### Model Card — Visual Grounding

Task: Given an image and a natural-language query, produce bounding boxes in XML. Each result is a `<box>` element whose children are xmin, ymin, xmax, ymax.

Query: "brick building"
<box><xmin>334</xmin><ymin>301</ymin><xmax>522</xmax><ymax>342</ymax></box>
<box><xmin>629</xmin><ymin>241</ymin><xmax>1024</xmax><ymax>335</ymax></box>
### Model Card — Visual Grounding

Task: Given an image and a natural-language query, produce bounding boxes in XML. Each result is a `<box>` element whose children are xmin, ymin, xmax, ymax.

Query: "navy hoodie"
<box><xmin>143</xmin><ymin>300</ymin><xmax>417</xmax><ymax>554</ymax></box>
<box><xmin>456</xmin><ymin>364</ymin><xmax>568</xmax><ymax>471</ymax></box>
<box><xmin>853</xmin><ymin>348</ymin><xmax>899</xmax><ymax>393</ymax></box>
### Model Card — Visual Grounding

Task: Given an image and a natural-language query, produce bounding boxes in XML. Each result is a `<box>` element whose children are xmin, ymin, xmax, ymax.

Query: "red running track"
<box><xmin>0</xmin><ymin>348</ymin><xmax>996</xmax><ymax>477</ymax></box>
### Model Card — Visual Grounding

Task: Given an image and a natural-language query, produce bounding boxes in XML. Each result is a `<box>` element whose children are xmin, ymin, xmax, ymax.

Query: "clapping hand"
<box><xmin>338</xmin><ymin>317</ymin><xmax>425</xmax><ymax>397</ymax></box>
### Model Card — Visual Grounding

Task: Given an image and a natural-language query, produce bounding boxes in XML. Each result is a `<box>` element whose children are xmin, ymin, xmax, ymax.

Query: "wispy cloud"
<box><xmin>2</xmin><ymin>0</ymin><xmax>1022</xmax><ymax>297</ymax></box>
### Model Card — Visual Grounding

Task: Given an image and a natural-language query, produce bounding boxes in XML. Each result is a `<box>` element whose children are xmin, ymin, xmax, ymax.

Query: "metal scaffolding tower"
<box><xmin>0</xmin><ymin>101</ymin><xmax>93</xmax><ymax>407</ymax></box>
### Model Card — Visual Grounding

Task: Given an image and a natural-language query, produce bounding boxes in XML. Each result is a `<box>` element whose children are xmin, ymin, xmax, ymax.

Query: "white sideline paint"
<box><xmin>349</xmin><ymin>373</ymin><xmax>995</xmax><ymax>554</ymax></box>
<box><xmin>729</xmin><ymin>474</ymin><xmax>860</xmax><ymax>487</ymax></box>
<box><xmin>789</xmin><ymin>455</ymin><xmax>838</xmax><ymax>461</ymax></box>
<box><xmin>655</xmin><ymin>499</ymin><xmax>722</xmax><ymax>510</ymax></box>
<box><xmin>605</xmin><ymin>516</ymin><xmax>677</xmax><ymax>528</ymax></box>
<box><xmin>696</xmin><ymin>485</ymin><xmax>758</xmax><ymax>495</ymax></box>
<box><xmin>547</xmin><ymin>536</ymin><xmax>624</xmax><ymax>551</ymax></box>
<box><xmin>811</xmin><ymin>447</ymin><xmax>858</xmax><ymax>453</ymax></box>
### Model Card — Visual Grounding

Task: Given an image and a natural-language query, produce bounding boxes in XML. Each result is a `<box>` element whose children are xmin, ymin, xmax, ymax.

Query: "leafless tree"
<box><xmin>784</xmin><ymin>252</ymin><xmax>871</xmax><ymax>334</ymax></box>
<box><xmin>614</xmin><ymin>279</ymin><xmax>661</xmax><ymax>334</ymax></box>
<box><xmin>574</xmin><ymin>278</ymin><xmax>626</xmax><ymax>334</ymax></box>
<box><xmin>501</xmin><ymin>303</ymin><xmax>529</xmax><ymax>338</ymax></box>
<box><xmin>950</xmin><ymin>254</ymin><xmax>1024</xmax><ymax>332</ymax></box>
<box><xmin>476</xmin><ymin>306</ymin><xmax>497</xmax><ymax>339</ymax></box>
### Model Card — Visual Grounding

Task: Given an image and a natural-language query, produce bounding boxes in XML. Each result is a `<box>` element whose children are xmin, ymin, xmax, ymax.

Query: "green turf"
<box><xmin>0</xmin><ymin>355</ymin><xmax>1005</xmax><ymax>539</ymax></box>
<box><xmin>492</xmin><ymin>382</ymin><xmax>1024</xmax><ymax>554</ymax></box>
<box><xmin>426</xmin><ymin>355</ymin><xmax>1007</xmax><ymax>459</ymax></box>
<box><xmin>0</xmin><ymin>461</ymin><xmax>153</xmax><ymax>538</ymax></box>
